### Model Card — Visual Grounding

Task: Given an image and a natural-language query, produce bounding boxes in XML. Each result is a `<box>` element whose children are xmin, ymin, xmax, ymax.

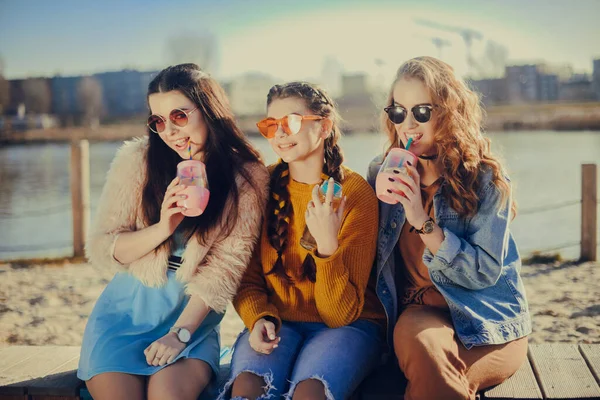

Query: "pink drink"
<box><xmin>176</xmin><ymin>160</ymin><xmax>209</xmax><ymax>217</ymax></box>
<box><xmin>178</xmin><ymin>186</ymin><xmax>210</xmax><ymax>217</ymax></box>
<box><xmin>375</xmin><ymin>148</ymin><xmax>417</xmax><ymax>204</ymax></box>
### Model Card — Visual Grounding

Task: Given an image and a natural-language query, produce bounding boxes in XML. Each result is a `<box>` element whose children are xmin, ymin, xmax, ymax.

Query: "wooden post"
<box><xmin>581</xmin><ymin>164</ymin><xmax>597</xmax><ymax>262</ymax></box>
<box><xmin>70</xmin><ymin>140</ymin><xmax>90</xmax><ymax>258</ymax></box>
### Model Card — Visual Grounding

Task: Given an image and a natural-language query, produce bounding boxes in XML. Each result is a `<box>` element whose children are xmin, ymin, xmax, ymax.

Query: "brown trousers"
<box><xmin>394</xmin><ymin>305</ymin><xmax>528</xmax><ymax>400</ymax></box>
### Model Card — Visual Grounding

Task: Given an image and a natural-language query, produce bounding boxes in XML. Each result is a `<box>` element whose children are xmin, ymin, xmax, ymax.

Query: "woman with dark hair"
<box><xmin>220</xmin><ymin>82</ymin><xmax>386</xmax><ymax>400</ymax></box>
<box><xmin>77</xmin><ymin>63</ymin><xmax>269</xmax><ymax>400</ymax></box>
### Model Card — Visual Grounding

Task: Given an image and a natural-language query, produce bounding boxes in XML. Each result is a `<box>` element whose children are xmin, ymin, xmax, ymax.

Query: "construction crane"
<box><xmin>414</xmin><ymin>19</ymin><xmax>483</xmax><ymax>76</ymax></box>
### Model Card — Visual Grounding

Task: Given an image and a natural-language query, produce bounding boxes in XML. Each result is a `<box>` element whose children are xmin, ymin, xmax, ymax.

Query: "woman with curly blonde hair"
<box><xmin>367</xmin><ymin>56</ymin><xmax>531</xmax><ymax>399</ymax></box>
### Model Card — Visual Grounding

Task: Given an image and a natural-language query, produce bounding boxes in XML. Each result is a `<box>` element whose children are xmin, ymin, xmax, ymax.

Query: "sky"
<box><xmin>1</xmin><ymin>0</ymin><xmax>599</xmax><ymax>84</ymax></box>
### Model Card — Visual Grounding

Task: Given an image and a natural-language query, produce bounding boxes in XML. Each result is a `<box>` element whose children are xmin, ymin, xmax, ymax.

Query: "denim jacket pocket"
<box><xmin>501</xmin><ymin>272</ymin><xmax>527</xmax><ymax>314</ymax></box>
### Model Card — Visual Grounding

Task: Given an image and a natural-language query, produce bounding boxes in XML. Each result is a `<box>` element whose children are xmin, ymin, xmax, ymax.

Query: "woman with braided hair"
<box><xmin>219</xmin><ymin>82</ymin><xmax>386</xmax><ymax>400</ymax></box>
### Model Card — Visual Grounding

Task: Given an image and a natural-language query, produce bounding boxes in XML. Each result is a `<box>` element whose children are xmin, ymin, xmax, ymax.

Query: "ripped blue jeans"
<box><xmin>219</xmin><ymin>319</ymin><xmax>383</xmax><ymax>399</ymax></box>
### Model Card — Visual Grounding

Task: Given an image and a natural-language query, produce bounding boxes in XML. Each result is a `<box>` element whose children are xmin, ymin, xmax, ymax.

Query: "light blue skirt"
<box><xmin>78</xmin><ymin>257</ymin><xmax>223</xmax><ymax>382</ymax></box>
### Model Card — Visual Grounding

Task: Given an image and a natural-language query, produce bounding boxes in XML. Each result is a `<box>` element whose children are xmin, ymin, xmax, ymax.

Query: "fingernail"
<box><xmin>393</xmin><ymin>169</ymin><xmax>400</xmax><ymax>174</ymax></box>
<box><xmin>388</xmin><ymin>177</ymin><xmax>395</xmax><ymax>182</ymax></box>
<box><xmin>407</xmin><ymin>161</ymin><xmax>413</xmax><ymax>166</ymax></box>
<box><xmin>387</xmin><ymin>189</ymin><xmax>392</xmax><ymax>193</ymax></box>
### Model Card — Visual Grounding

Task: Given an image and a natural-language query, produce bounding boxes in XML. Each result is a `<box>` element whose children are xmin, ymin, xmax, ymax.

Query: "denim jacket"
<box><xmin>367</xmin><ymin>154</ymin><xmax>531</xmax><ymax>350</ymax></box>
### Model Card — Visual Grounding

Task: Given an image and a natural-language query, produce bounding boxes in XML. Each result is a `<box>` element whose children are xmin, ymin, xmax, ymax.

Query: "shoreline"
<box><xmin>2</xmin><ymin>102</ymin><xmax>600</xmax><ymax>145</ymax></box>
<box><xmin>1</xmin><ymin>260</ymin><xmax>598</xmax><ymax>349</ymax></box>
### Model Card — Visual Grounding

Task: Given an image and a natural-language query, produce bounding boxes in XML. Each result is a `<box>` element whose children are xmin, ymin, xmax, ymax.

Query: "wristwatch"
<box><xmin>413</xmin><ymin>218</ymin><xmax>435</xmax><ymax>235</ymax></box>
<box><xmin>169</xmin><ymin>327</ymin><xmax>191</xmax><ymax>343</ymax></box>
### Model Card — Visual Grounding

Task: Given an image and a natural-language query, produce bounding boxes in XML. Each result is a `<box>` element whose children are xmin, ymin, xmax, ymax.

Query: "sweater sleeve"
<box><xmin>185</xmin><ymin>162</ymin><xmax>269</xmax><ymax>314</ymax></box>
<box><xmin>312</xmin><ymin>178</ymin><xmax>379</xmax><ymax>328</ymax></box>
<box><xmin>233</xmin><ymin>241</ymin><xmax>282</xmax><ymax>331</ymax></box>
<box><xmin>85</xmin><ymin>138</ymin><xmax>146</xmax><ymax>271</ymax></box>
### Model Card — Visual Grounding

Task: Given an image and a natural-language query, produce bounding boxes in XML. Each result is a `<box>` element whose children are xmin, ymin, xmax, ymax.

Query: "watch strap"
<box><xmin>413</xmin><ymin>217</ymin><xmax>434</xmax><ymax>234</ymax></box>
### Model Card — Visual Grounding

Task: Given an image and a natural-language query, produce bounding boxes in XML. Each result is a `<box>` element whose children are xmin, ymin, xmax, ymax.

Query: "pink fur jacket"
<box><xmin>85</xmin><ymin>136</ymin><xmax>269</xmax><ymax>313</ymax></box>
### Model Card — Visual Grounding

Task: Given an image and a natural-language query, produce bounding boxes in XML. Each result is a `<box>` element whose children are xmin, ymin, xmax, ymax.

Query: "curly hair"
<box><xmin>265</xmin><ymin>82</ymin><xmax>345</xmax><ymax>283</ymax></box>
<box><xmin>381</xmin><ymin>56</ymin><xmax>516</xmax><ymax>218</ymax></box>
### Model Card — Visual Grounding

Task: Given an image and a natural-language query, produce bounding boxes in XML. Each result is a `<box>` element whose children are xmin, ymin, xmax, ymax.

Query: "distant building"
<box><xmin>7</xmin><ymin>78</ymin><xmax>52</xmax><ymax>115</ymax></box>
<box><xmin>469</xmin><ymin>78</ymin><xmax>507</xmax><ymax>106</ymax></box>
<box><xmin>559</xmin><ymin>74</ymin><xmax>595</xmax><ymax>102</ymax></box>
<box><xmin>94</xmin><ymin>70</ymin><xmax>153</xmax><ymax>117</ymax></box>
<box><xmin>6</xmin><ymin>80</ymin><xmax>26</xmax><ymax>115</ymax></box>
<box><xmin>341</xmin><ymin>74</ymin><xmax>370</xmax><ymax>98</ymax></box>
<box><xmin>505</xmin><ymin>65</ymin><xmax>540</xmax><ymax>103</ymax></box>
<box><xmin>50</xmin><ymin>76</ymin><xmax>80</xmax><ymax>116</ymax></box>
<box><xmin>593</xmin><ymin>59</ymin><xmax>600</xmax><ymax>101</ymax></box>
<box><xmin>337</xmin><ymin>73</ymin><xmax>379</xmax><ymax>132</ymax></box>
<box><xmin>227</xmin><ymin>72</ymin><xmax>278</xmax><ymax>116</ymax></box>
<box><xmin>539</xmin><ymin>74</ymin><xmax>559</xmax><ymax>102</ymax></box>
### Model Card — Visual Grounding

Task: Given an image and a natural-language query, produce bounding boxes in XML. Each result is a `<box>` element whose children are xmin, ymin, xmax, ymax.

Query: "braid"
<box><xmin>323</xmin><ymin>134</ymin><xmax>345</xmax><ymax>183</ymax></box>
<box><xmin>266</xmin><ymin>162</ymin><xmax>293</xmax><ymax>283</ymax></box>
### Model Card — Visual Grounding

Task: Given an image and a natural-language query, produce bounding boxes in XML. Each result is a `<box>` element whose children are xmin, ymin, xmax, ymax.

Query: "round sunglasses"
<box><xmin>384</xmin><ymin>104</ymin><xmax>435</xmax><ymax>124</ymax></box>
<box><xmin>256</xmin><ymin>113</ymin><xmax>324</xmax><ymax>138</ymax></box>
<box><xmin>147</xmin><ymin>107</ymin><xmax>199</xmax><ymax>134</ymax></box>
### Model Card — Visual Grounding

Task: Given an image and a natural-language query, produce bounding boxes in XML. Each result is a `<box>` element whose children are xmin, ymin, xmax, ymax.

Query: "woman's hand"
<box><xmin>144</xmin><ymin>332</ymin><xmax>186</xmax><ymax>366</ymax></box>
<box><xmin>249</xmin><ymin>318</ymin><xmax>281</xmax><ymax>355</ymax></box>
<box><xmin>305</xmin><ymin>178</ymin><xmax>347</xmax><ymax>257</ymax></box>
<box><xmin>158</xmin><ymin>177</ymin><xmax>187</xmax><ymax>235</ymax></box>
<box><xmin>385</xmin><ymin>164</ymin><xmax>429</xmax><ymax>229</ymax></box>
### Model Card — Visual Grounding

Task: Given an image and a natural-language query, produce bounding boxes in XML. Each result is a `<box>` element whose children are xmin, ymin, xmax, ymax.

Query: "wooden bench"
<box><xmin>1</xmin><ymin>344</ymin><xmax>599</xmax><ymax>399</ymax></box>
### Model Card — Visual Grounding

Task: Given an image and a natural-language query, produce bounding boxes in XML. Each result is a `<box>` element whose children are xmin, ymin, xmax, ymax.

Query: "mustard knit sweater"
<box><xmin>234</xmin><ymin>165</ymin><xmax>385</xmax><ymax>331</ymax></box>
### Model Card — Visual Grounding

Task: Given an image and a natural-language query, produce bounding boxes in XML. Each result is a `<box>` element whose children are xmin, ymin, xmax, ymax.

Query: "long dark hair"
<box><xmin>264</xmin><ymin>82</ymin><xmax>344</xmax><ymax>283</ymax></box>
<box><xmin>143</xmin><ymin>63</ymin><xmax>263</xmax><ymax>252</ymax></box>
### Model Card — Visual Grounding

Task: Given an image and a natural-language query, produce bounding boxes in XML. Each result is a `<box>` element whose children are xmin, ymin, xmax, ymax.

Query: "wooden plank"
<box><xmin>0</xmin><ymin>347</ymin><xmax>42</xmax><ymax>395</ymax></box>
<box><xmin>529</xmin><ymin>343</ymin><xmax>600</xmax><ymax>399</ymax></box>
<box><xmin>0</xmin><ymin>346</ymin><xmax>40</xmax><ymax>374</ymax></box>
<box><xmin>580</xmin><ymin>344</ymin><xmax>600</xmax><ymax>387</ymax></box>
<box><xmin>482</xmin><ymin>355</ymin><xmax>543</xmax><ymax>399</ymax></box>
<box><xmin>0</xmin><ymin>347</ymin><xmax>80</xmax><ymax>394</ymax></box>
<box><xmin>27</xmin><ymin>357</ymin><xmax>82</xmax><ymax>396</ymax></box>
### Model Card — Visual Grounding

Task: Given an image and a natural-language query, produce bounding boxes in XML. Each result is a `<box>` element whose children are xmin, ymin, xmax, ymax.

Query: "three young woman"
<box><xmin>81</xmin><ymin>56</ymin><xmax>530</xmax><ymax>400</ymax></box>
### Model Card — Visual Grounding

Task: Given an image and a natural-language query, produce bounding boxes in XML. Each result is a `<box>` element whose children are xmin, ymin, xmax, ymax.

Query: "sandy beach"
<box><xmin>0</xmin><ymin>259</ymin><xmax>598</xmax><ymax>349</ymax></box>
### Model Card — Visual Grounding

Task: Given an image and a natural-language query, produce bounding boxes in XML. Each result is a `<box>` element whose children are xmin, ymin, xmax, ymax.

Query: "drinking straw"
<box><xmin>405</xmin><ymin>137</ymin><xmax>413</xmax><ymax>151</ymax></box>
<box><xmin>188</xmin><ymin>139</ymin><xmax>192</xmax><ymax>160</ymax></box>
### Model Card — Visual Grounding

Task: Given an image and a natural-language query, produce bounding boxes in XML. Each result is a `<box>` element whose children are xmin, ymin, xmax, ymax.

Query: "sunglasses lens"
<box><xmin>413</xmin><ymin>106</ymin><xmax>432</xmax><ymax>123</ymax></box>
<box><xmin>170</xmin><ymin>109</ymin><xmax>189</xmax><ymax>127</ymax></box>
<box><xmin>147</xmin><ymin>115</ymin><xmax>165</xmax><ymax>133</ymax></box>
<box><xmin>386</xmin><ymin>107</ymin><xmax>406</xmax><ymax>124</ymax></box>
<box><xmin>285</xmin><ymin>114</ymin><xmax>302</xmax><ymax>135</ymax></box>
<box><xmin>257</xmin><ymin>119</ymin><xmax>277</xmax><ymax>138</ymax></box>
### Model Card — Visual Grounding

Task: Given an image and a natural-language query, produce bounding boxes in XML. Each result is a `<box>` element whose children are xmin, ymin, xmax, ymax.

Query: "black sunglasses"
<box><xmin>384</xmin><ymin>104</ymin><xmax>435</xmax><ymax>124</ymax></box>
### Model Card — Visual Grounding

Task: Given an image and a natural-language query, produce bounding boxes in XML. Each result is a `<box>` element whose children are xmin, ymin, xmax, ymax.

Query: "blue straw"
<box><xmin>405</xmin><ymin>137</ymin><xmax>413</xmax><ymax>151</ymax></box>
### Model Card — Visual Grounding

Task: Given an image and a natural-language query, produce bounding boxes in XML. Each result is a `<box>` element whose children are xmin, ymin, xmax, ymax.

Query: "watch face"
<box><xmin>178</xmin><ymin>328</ymin><xmax>191</xmax><ymax>343</ymax></box>
<box><xmin>423</xmin><ymin>220</ymin><xmax>435</xmax><ymax>234</ymax></box>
